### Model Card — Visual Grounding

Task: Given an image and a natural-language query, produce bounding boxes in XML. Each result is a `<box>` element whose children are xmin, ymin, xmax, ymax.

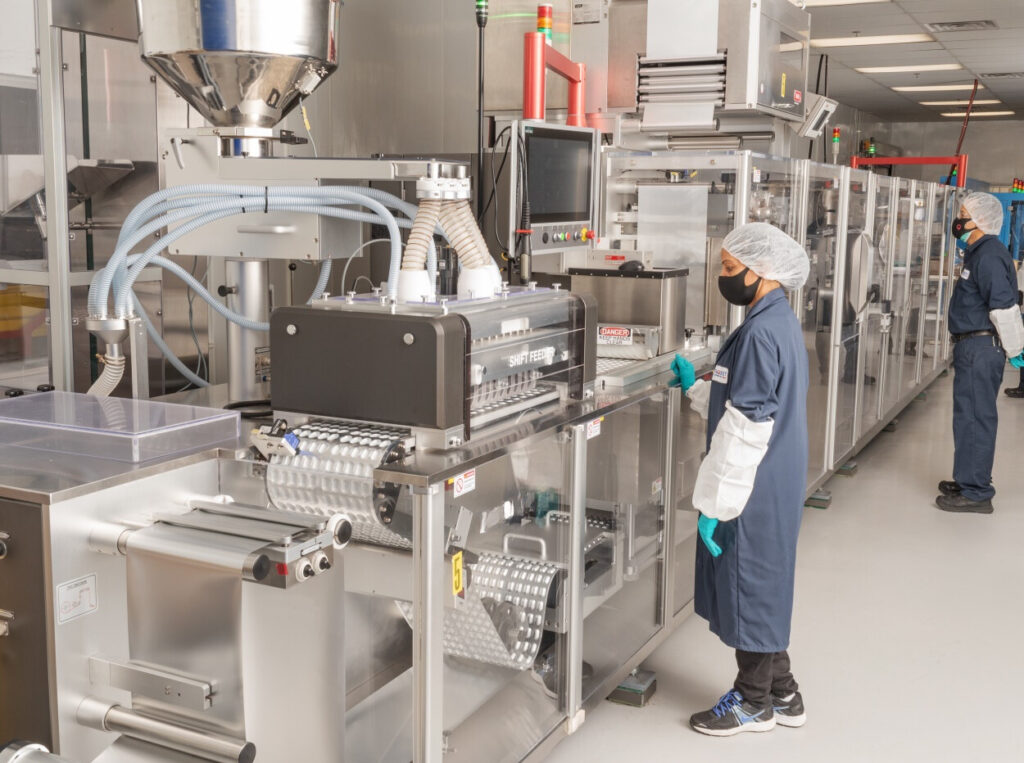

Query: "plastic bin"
<box><xmin>0</xmin><ymin>391</ymin><xmax>240</xmax><ymax>462</ymax></box>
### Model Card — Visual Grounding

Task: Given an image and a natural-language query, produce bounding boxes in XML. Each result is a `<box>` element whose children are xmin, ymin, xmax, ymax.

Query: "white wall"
<box><xmin>887</xmin><ymin>120</ymin><xmax>1024</xmax><ymax>189</ymax></box>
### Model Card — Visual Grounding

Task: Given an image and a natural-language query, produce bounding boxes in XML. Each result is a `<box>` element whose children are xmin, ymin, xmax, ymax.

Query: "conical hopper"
<box><xmin>137</xmin><ymin>0</ymin><xmax>340</xmax><ymax>129</ymax></box>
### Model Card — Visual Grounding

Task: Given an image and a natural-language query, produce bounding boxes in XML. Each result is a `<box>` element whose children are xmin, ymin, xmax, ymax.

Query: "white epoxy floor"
<box><xmin>548</xmin><ymin>371</ymin><xmax>1024</xmax><ymax>762</ymax></box>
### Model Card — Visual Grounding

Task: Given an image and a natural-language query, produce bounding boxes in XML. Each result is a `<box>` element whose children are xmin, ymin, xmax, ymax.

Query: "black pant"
<box><xmin>734</xmin><ymin>650</ymin><xmax>799</xmax><ymax>710</ymax></box>
<box><xmin>952</xmin><ymin>335</ymin><xmax>1004</xmax><ymax>501</ymax></box>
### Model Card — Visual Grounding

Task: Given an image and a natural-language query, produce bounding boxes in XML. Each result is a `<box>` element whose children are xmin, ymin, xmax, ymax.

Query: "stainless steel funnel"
<box><xmin>136</xmin><ymin>0</ymin><xmax>340</xmax><ymax>129</ymax></box>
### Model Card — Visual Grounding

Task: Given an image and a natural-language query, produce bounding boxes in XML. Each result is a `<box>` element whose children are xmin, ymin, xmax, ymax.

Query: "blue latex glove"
<box><xmin>1012</xmin><ymin>353</ymin><xmax>1024</xmax><ymax>369</ymax></box>
<box><xmin>697</xmin><ymin>514</ymin><xmax>722</xmax><ymax>558</ymax></box>
<box><xmin>670</xmin><ymin>354</ymin><xmax>696</xmax><ymax>391</ymax></box>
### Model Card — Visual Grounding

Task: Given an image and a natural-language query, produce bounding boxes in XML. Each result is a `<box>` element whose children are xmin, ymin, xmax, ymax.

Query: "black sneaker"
<box><xmin>935</xmin><ymin>493</ymin><xmax>994</xmax><ymax>514</ymax></box>
<box><xmin>1005</xmin><ymin>386</ymin><xmax>1024</xmax><ymax>398</ymax></box>
<box><xmin>772</xmin><ymin>691</ymin><xmax>806</xmax><ymax>728</ymax></box>
<box><xmin>938</xmin><ymin>480</ymin><xmax>961</xmax><ymax>497</ymax></box>
<box><xmin>689</xmin><ymin>689</ymin><xmax>775</xmax><ymax>737</ymax></box>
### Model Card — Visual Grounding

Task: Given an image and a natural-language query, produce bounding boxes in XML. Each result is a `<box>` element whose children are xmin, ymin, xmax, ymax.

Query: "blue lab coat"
<box><xmin>694</xmin><ymin>288</ymin><xmax>809</xmax><ymax>653</ymax></box>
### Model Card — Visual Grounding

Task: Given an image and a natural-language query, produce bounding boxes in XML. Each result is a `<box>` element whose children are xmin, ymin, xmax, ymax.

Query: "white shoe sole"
<box><xmin>775</xmin><ymin>713</ymin><xmax>807</xmax><ymax>728</ymax></box>
<box><xmin>692</xmin><ymin>717</ymin><xmax>777</xmax><ymax>737</ymax></box>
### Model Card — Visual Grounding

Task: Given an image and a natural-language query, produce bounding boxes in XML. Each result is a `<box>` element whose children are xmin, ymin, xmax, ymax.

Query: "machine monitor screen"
<box><xmin>524</xmin><ymin>126</ymin><xmax>594</xmax><ymax>224</ymax></box>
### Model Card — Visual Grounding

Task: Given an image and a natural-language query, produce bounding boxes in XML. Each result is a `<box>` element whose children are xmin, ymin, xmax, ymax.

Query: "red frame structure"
<box><xmin>523</xmin><ymin>32</ymin><xmax>587</xmax><ymax>127</ymax></box>
<box><xmin>850</xmin><ymin>154</ymin><xmax>968</xmax><ymax>188</ymax></box>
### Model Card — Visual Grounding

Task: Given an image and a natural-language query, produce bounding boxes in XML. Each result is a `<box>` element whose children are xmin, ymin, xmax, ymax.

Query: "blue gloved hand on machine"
<box><xmin>1011</xmin><ymin>352</ymin><xmax>1024</xmax><ymax>369</ymax></box>
<box><xmin>697</xmin><ymin>513</ymin><xmax>722</xmax><ymax>558</ymax></box>
<box><xmin>669</xmin><ymin>354</ymin><xmax>696</xmax><ymax>391</ymax></box>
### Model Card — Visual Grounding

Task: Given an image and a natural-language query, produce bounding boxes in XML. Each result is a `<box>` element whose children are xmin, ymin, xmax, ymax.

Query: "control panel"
<box><xmin>531</xmin><ymin>225</ymin><xmax>597</xmax><ymax>252</ymax></box>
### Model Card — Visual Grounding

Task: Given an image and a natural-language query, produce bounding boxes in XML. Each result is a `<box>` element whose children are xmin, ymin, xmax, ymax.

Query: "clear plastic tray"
<box><xmin>0</xmin><ymin>391</ymin><xmax>240</xmax><ymax>462</ymax></box>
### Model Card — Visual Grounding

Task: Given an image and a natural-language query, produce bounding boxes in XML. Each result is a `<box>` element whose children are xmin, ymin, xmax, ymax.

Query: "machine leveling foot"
<box><xmin>805</xmin><ymin>490</ymin><xmax>832</xmax><ymax>509</ymax></box>
<box><xmin>916</xmin><ymin>391</ymin><xmax>927</xmax><ymax>401</ymax></box>
<box><xmin>837</xmin><ymin>461</ymin><xmax>858</xmax><ymax>477</ymax></box>
<box><xmin>884</xmin><ymin>419</ymin><xmax>898</xmax><ymax>432</ymax></box>
<box><xmin>607</xmin><ymin>669</ymin><xmax>657</xmax><ymax>707</ymax></box>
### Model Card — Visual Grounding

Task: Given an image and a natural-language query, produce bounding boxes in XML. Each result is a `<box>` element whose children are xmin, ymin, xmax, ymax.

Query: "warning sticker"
<box><xmin>781</xmin><ymin>72</ymin><xmax>787</xmax><ymax>98</ymax></box>
<box><xmin>587</xmin><ymin>417</ymin><xmax>604</xmax><ymax>440</ymax></box>
<box><xmin>57</xmin><ymin>574</ymin><xmax>98</xmax><ymax>624</ymax></box>
<box><xmin>794</xmin><ymin>89</ymin><xmax>803</xmax><ymax>105</ymax></box>
<box><xmin>453</xmin><ymin>469</ymin><xmax>476</xmax><ymax>498</ymax></box>
<box><xmin>598</xmin><ymin>326</ymin><xmax>634</xmax><ymax>346</ymax></box>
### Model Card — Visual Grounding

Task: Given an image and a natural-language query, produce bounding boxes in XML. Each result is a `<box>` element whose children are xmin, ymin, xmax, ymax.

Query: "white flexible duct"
<box><xmin>438</xmin><ymin>199</ymin><xmax>488</xmax><ymax>270</ymax></box>
<box><xmin>403</xmin><ymin>199</ymin><xmax>442</xmax><ymax>270</ymax></box>
<box><xmin>457</xmin><ymin>199</ymin><xmax>494</xmax><ymax>270</ymax></box>
<box><xmin>87</xmin><ymin>354</ymin><xmax>126</xmax><ymax>397</ymax></box>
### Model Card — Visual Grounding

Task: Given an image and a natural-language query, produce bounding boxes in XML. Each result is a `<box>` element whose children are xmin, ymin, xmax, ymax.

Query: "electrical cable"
<box><xmin>341</xmin><ymin>238</ymin><xmax>389</xmax><ymax>293</ymax></box>
<box><xmin>299</xmin><ymin>96</ymin><xmax>318</xmax><ymax>158</ymax></box>
<box><xmin>352</xmin><ymin>275</ymin><xmax>375</xmax><ymax>293</ymax></box>
<box><xmin>484</xmin><ymin>125</ymin><xmax>513</xmax><ymax>251</ymax></box>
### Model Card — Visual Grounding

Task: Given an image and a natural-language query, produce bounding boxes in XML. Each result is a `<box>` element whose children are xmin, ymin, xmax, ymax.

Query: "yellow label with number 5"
<box><xmin>452</xmin><ymin>551</ymin><xmax>464</xmax><ymax>597</ymax></box>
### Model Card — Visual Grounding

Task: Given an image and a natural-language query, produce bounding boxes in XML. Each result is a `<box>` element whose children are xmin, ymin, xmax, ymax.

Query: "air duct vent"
<box><xmin>924</xmin><ymin>20</ymin><xmax>997</xmax><ymax>33</ymax></box>
<box><xmin>980</xmin><ymin>72</ymin><xmax>1024</xmax><ymax>79</ymax></box>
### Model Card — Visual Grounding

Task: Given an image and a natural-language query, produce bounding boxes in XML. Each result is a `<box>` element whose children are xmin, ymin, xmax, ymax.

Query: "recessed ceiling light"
<box><xmin>789</xmin><ymin>0</ymin><xmax>892</xmax><ymax>6</ymax></box>
<box><xmin>920</xmin><ymin>99</ymin><xmax>1001</xmax><ymax>106</ymax></box>
<box><xmin>857</xmin><ymin>64</ymin><xmax>963</xmax><ymax>74</ymax></box>
<box><xmin>811</xmin><ymin>34</ymin><xmax>934</xmax><ymax>48</ymax></box>
<box><xmin>892</xmin><ymin>84</ymin><xmax>984</xmax><ymax>92</ymax></box>
<box><xmin>940</xmin><ymin>110</ymin><xmax>1015</xmax><ymax>117</ymax></box>
<box><xmin>924</xmin><ymin>20</ymin><xmax>997</xmax><ymax>33</ymax></box>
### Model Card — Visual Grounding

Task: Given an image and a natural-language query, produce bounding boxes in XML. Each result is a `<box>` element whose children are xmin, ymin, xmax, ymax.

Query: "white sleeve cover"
<box><xmin>990</xmin><ymin>306</ymin><xmax>1024</xmax><ymax>358</ymax></box>
<box><xmin>692</xmin><ymin>401</ymin><xmax>774</xmax><ymax>522</ymax></box>
<box><xmin>685</xmin><ymin>378</ymin><xmax>711</xmax><ymax>421</ymax></box>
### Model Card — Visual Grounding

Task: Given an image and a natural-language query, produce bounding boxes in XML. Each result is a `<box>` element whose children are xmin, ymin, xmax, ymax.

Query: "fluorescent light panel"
<box><xmin>857</xmin><ymin>64</ymin><xmax>962</xmax><ymax>74</ymax></box>
<box><xmin>940</xmin><ymin>110</ymin><xmax>1015</xmax><ymax>117</ymax></box>
<box><xmin>811</xmin><ymin>34</ymin><xmax>933</xmax><ymax>48</ymax></box>
<box><xmin>791</xmin><ymin>0</ymin><xmax>891</xmax><ymax>5</ymax></box>
<box><xmin>920</xmin><ymin>99</ymin><xmax>1000</xmax><ymax>106</ymax></box>
<box><xmin>892</xmin><ymin>84</ymin><xmax>985</xmax><ymax>92</ymax></box>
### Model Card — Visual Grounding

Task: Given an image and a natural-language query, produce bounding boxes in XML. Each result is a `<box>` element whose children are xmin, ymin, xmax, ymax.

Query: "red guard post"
<box><xmin>523</xmin><ymin>31</ymin><xmax>587</xmax><ymax>127</ymax></box>
<box><xmin>850</xmin><ymin>154</ymin><xmax>968</xmax><ymax>188</ymax></box>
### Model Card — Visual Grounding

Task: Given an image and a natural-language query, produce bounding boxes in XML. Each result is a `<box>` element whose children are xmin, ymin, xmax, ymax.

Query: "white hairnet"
<box><xmin>722</xmin><ymin>222</ymin><xmax>810</xmax><ymax>290</ymax></box>
<box><xmin>963</xmin><ymin>192</ymin><xmax>1004</xmax><ymax>235</ymax></box>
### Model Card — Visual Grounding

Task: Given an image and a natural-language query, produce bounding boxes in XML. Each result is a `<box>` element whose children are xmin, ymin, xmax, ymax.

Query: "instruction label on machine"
<box><xmin>573</xmin><ymin>0</ymin><xmax>602</xmax><ymax>24</ymax></box>
<box><xmin>587</xmin><ymin>417</ymin><xmax>604</xmax><ymax>440</ymax></box>
<box><xmin>453</xmin><ymin>469</ymin><xmax>476</xmax><ymax>497</ymax></box>
<box><xmin>598</xmin><ymin>326</ymin><xmax>634</xmax><ymax>346</ymax></box>
<box><xmin>57</xmin><ymin>574</ymin><xmax>98</xmax><ymax>624</ymax></box>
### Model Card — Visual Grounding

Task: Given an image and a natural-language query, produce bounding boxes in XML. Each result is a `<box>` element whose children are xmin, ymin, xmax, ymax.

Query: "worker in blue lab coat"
<box><xmin>937</xmin><ymin>193</ymin><xmax>1024</xmax><ymax>514</ymax></box>
<box><xmin>670</xmin><ymin>222</ymin><xmax>810</xmax><ymax>737</ymax></box>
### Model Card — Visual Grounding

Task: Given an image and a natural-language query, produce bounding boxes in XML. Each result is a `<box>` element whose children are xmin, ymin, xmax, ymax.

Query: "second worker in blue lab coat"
<box><xmin>670</xmin><ymin>223</ymin><xmax>810</xmax><ymax>738</ymax></box>
<box><xmin>937</xmin><ymin>192</ymin><xmax>1024</xmax><ymax>514</ymax></box>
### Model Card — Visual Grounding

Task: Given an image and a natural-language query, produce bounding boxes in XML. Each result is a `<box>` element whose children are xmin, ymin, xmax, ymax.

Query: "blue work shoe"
<box><xmin>772</xmin><ymin>691</ymin><xmax>807</xmax><ymax>728</ymax></box>
<box><xmin>689</xmin><ymin>689</ymin><xmax>776</xmax><ymax>737</ymax></box>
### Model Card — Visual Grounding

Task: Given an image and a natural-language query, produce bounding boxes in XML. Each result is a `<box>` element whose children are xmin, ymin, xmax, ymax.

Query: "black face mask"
<box><xmin>718</xmin><ymin>267</ymin><xmax>762</xmax><ymax>306</ymax></box>
<box><xmin>951</xmin><ymin>216</ymin><xmax>974</xmax><ymax>242</ymax></box>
